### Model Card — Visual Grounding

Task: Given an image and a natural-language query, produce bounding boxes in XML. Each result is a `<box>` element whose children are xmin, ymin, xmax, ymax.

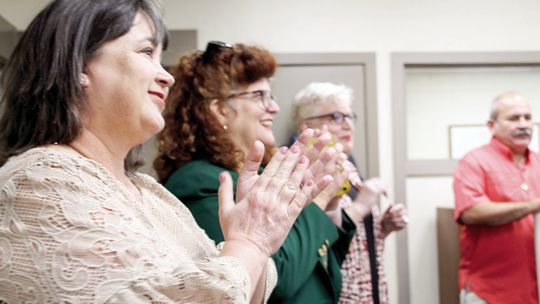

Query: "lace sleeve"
<box><xmin>0</xmin><ymin>152</ymin><xmax>257</xmax><ymax>303</ymax></box>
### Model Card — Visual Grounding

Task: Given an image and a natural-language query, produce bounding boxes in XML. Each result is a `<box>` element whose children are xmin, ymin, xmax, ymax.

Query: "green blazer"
<box><xmin>166</xmin><ymin>159</ymin><xmax>356</xmax><ymax>304</ymax></box>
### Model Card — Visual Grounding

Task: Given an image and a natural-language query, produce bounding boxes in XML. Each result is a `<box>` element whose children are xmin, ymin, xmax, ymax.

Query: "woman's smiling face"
<box><xmin>81</xmin><ymin>12</ymin><xmax>175</xmax><ymax>148</ymax></box>
<box><xmin>226</xmin><ymin>78</ymin><xmax>280</xmax><ymax>155</ymax></box>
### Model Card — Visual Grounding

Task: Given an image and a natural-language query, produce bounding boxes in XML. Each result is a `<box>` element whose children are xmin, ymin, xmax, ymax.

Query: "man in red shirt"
<box><xmin>454</xmin><ymin>92</ymin><xmax>540</xmax><ymax>304</ymax></box>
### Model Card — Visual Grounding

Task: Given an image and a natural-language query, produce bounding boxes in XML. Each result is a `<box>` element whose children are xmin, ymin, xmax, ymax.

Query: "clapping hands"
<box><xmin>218</xmin><ymin>128</ymin><xmax>336</xmax><ymax>256</ymax></box>
<box><xmin>380</xmin><ymin>203</ymin><xmax>408</xmax><ymax>237</ymax></box>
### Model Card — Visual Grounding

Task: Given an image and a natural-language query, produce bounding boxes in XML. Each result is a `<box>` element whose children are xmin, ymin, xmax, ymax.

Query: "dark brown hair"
<box><xmin>0</xmin><ymin>0</ymin><xmax>167</xmax><ymax>170</ymax></box>
<box><xmin>154</xmin><ymin>43</ymin><xmax>276</xmax><ymax>183</ymax></box>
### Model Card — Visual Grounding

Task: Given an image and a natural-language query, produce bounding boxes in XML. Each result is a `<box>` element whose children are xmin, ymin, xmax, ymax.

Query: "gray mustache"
<box><xmin>512</xmin><ymin>129</ymin><xmax>532</xmax><ymax>137</ymax></box>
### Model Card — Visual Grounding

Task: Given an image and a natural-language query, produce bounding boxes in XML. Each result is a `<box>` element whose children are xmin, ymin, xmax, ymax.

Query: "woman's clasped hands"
<box><xmin>218</xmin><ymin>128</ymin><xmax>336</xmax><ymax>257</ymax></box>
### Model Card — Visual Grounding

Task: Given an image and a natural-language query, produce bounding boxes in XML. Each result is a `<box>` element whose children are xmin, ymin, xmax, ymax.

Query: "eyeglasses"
<box><xmin>303</xmin><ymin>111</ymin><xmax>357</xmax><ymax>124</ymax></box>
<box><xmin>202</xmin><ymin>41</ymin><xmax>232</xmax><ymax>63</ymax></box>
<box><xmin>228</xmin><ymin>90</ymin><xmax>276</xmax><ymax>110</ymax></box>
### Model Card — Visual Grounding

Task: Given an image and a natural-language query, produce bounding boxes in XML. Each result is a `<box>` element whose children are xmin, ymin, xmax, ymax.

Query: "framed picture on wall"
<box><xmin>448</xmin><ymin>123</ymin><xmax>540</xmax><ymax>159</ymax></box>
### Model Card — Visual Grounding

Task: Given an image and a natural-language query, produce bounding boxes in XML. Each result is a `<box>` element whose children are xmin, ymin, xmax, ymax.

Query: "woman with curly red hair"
<box><xmin>154</xmin><ymin>41</ymin><xmax>276</xmax><ymax>179</ymax></box>
<box><xmin>154</xmin><ymin>41</ymin><xmax>375</xmax><ymax>303</ymax></box>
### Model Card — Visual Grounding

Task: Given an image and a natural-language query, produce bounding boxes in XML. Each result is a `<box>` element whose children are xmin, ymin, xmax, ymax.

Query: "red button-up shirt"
<box><xmin>454</xmin><ymin>136</ymin><xmax>540</xmax><ymax>304</ymax></box>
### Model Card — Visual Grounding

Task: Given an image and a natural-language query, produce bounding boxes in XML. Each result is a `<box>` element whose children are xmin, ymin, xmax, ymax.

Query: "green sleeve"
<box><xmin>270</xmin><ymin>203</ymin><xmax>343</xmax><ymax>299</ymax></box>
<box><xmin>167</xmin><ymin>160</ymin><xmax>356</xmax><ymax>301</ymax></box>
<box><xmin>332</xmin><ymin>210</ymin><xmax>357</xmax><ymax>266</ymax></box>
<box><xmin>184</xmin><ymin>196</ymin><xmax>224</xmax><ymax>243</ymax></box>
<box><xmin>165</xmin><ymin>160</ymin><xmax>237</xmax><ymax>244</ymax></box>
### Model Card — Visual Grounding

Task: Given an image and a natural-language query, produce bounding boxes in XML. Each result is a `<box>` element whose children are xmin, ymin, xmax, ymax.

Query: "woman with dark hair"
<box><xmin>0</xmin><ymin>1</ymin><xmax>333</xmax><ymax>303</ymax></box>
<box><xmin>155</xmin><ymin>42</ymin><xmax>377</xmax><ymax>303</ymax></box>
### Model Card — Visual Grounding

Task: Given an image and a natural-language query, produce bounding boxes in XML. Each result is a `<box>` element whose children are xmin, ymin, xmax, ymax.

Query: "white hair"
<box><xmin>292</xmin><ymin>82</ymin><xmax>353</xmax><ymax>129</ymax></box>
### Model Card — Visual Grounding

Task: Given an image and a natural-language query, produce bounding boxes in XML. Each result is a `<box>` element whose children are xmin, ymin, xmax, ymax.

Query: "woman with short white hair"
<box><xmin>293</xmin><ymin>82</ymin><xmax>409</xmax><ymax>304</ymax></box>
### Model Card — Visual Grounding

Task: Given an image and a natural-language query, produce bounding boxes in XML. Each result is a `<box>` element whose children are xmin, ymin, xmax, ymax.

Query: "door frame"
<box><xmin>391</xmin><ymin>51</ymin><xmax>540</xmax><ymax>304</ymax></box>
<box><xmin>274</xmin><ymin>53</ymin><xmax>379</xmax><ymax>178</ymax></box>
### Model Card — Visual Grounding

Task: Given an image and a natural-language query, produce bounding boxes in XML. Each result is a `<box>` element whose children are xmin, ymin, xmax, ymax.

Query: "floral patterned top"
<box><xmin>0</xmin><ymin>147</ymin><xmax>276</xmax><ymax>303</ymax></box>
<box><xmin>339</xmin><ymin>206</ymin><xmax>388</xmax><ymax>304</ymax></box>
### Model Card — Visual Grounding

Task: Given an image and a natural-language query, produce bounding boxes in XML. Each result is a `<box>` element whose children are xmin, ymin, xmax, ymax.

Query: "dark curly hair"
<box><xmin>154</xmin><ymin>43</ymin><xmax>276</xmax><ymax>183</ymax></box>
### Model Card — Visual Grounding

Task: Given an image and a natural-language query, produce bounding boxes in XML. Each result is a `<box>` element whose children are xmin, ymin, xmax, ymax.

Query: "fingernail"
<box><xmin>219</xmin><ymin>172</ymin><xmax>226</xmax><ymax>182</ymax></box>
<box><xmin>299</xmin><ymin>156</ymin><xmax>307</xmax><ymax>164</ymax></box>
<box><xmin>305</xmin><ymin>180</ymin><xmax>314</xmax><ymax>187</ymax></box>
<box><xmin>291</xmin><ymin>146</ymin><xmax>299</xmax><ymax>154</ymax></box>
<box><xmin>280</xmin><ymin>146</ymin><xmax>288</xmax><ymax>154</ymax></box>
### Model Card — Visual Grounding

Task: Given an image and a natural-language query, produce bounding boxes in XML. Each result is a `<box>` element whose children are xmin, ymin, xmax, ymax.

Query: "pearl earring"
<box><xmin>223</xmin><ymin>125</ymin><xmax>228</xmax><ymax>130</ymax></box>
<box><xmin>80</xmin><ymin>79</ymin><xmax>85</xmax><ymax>85</ymax></box>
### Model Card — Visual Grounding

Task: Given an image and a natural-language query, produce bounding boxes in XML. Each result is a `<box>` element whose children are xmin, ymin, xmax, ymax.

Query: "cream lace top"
<box><xmin>0</xmin><ymin>147</ymin><xmax>276</xmax><ymax>303</ymax></box>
